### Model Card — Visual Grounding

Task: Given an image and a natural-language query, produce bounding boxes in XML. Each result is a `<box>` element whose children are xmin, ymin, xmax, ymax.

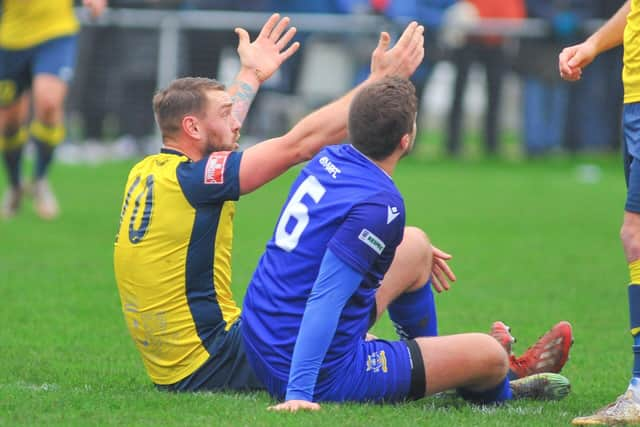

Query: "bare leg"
<box><xmin>416</xmin><ymin>333</ymin><xmax>509</xmax><ymax>395</ymax></box>
<box><xmin>375</xmin><ymin>226</ymin><xmax>432</xmax><ymax>319</ymax></box>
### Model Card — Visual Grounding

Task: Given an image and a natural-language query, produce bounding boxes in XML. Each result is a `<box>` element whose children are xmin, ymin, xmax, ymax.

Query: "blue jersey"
<box><xmin>242</xmin><ymin>144</ymin><xmax>405</xmax><ymax>382</ymax></box>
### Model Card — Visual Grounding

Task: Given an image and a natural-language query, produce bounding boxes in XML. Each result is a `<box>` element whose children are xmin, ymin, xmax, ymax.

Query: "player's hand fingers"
<box><xmin>402</xmin><ymin>25</ymin><xmax>424</xmax><ymax>73</ymax></box>
<box><xmin>258</xmin><ymin>13</ymin><xmax>280</xmax><ymax>40</ymax></box>
<box><xmin>408</xmin><ymin>25</ymin><xmax>425</xmax><ymax>56</ymax></box>
<box><xmin>276</xmin><ymin>27</ymin><xmax>297</xmax><ymax>51</ymax></box>
<box><xmin>375</xmin><ymin>31</ymin><xmax>391</xmax><ymax>54</ymax></box>
<box><xmin>432</xmin><ymin>245</ymin><xmax>452</xmax><ymax>260</ymax></box>
<box><xmin>235</xmin><ymin>28</ymin><xmax>250</xmax><ymax>48</ymax></box>
<box><xmin>268</xmin><ymin>401</ymin><xmax>320</xmax><ymax>412</ymax></box>
<box><xmin>393</xmin><ymin>21</ymin><xmax>418</xmax><ymax>52</ymax></box>
<box><xmin>270</xmin><ymin>16</ymin><xmax>291</xmax><ymax>41</ymax></box>
<box><xmin>279</xmin><ymin>41</ymin><xmax>300</xmax><ymax>62</ymax></box>
<box><xmin>431</xmin><ymin>267</ymin><xmax>448</xmax><ymax>292</ymax></box>
<box><xmin>435</xmin><ymin>257</ymin><xmax>456</xmax><ymax>282</ymax></box>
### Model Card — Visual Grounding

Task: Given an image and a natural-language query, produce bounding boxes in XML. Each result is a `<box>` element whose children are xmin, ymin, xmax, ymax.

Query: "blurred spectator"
<box><xmin>517</xmin><ymin>0</ymin><xmax>588</xmax><ymax>157</ymax></box>
<box><xmin>0</xmin><ymin>0</ymin><xmax>107</xmax><ymax>220</ymax></box>
<box><xmin>444</xmin><ymin>0</ymin><xmax>525</xmax><ymax>157</ymax></box>
<box><xmin>565</xmin><ymin>0</ymin><xmax>624</xmax><ymax>153</ymax></box>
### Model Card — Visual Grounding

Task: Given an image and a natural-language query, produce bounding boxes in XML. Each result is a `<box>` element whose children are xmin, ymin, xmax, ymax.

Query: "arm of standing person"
<box><xmin>82</xmin><ymin>0</ymin><xmax>108</xmax><ymax>18</ymax></box>
<box><xmin>558</xmin><ymin>1</ymin><xmax>630</xmax><ymax>81</ymax></box>
<box><xmin>267</xmin><ymin>249</ymin><xmax>364</xmax><ymax>413</ymax></box>
<box><xmin>238</xmin><ymin>21</ymin><xmax>425</xmax><ymax>195</ymax></box>
<box><xmin>227</xmin><ymin>14</ymin><xmax>300</xmax><ymax>127</ymax></box>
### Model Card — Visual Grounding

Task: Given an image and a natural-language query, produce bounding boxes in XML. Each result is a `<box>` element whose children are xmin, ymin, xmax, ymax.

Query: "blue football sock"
<box><xmin>3</xmin><ymin>147</ymin><xmax>23</xmax><ymax>188</ymax></box>
<box><xmin>2</xmin><ymin>127</ymin><xmax>27</xmax><ymax>188</ymax></box>
<box><xmin>34</xmin><ymin>140</ymin><xmax>54</xmax><ymax>180</ymax></box>
<box><xmin>30</xmin><ymin>120</ymin><xmax>64</xmax><ymax>179</ymax></box>
<box><xmin>458</xmin><ymin>376</ymin><xmax>512</xmax><ymax>404</ymax></box>
<box><xmin>388</xmin><ymin>279</ymin><xmax>437</xmax><ymax>339</ymax></box>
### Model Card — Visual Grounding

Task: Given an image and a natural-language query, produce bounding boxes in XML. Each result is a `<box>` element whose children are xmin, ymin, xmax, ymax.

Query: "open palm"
<box><xmin>235</xmin><ymin>14</ymin><xmax>300</xmax><ymax>83</ymax></box>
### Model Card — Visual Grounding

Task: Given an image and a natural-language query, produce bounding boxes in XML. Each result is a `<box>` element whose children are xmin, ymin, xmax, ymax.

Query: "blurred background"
<box><xmin>61</xmin><ymin>0</ymin><xmax>625</xmax><ymax>161</ymax></box>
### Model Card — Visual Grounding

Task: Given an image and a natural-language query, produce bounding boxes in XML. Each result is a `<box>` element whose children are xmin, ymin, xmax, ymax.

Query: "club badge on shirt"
<box><xmin>204</xmin><ymin>151</ymin><xmax>230</xmax><ymax>184</ymax></box>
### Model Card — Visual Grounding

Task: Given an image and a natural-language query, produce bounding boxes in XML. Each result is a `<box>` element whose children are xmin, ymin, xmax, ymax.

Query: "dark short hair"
<box><xmin>152</xmin><ymin>77</ymin><xmax>226</xmax><ymax>138</ymax></box>
<box><xmin>348</xmin><ymin>77</ymin><xmax>417</xmax><ymax>160</ymax></box>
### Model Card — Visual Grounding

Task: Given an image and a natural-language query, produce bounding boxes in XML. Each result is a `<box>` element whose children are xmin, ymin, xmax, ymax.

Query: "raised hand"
<box><xmin>370</xmin><ymin>22</ymin><xmax>425</xmax><ymax>81</ymax></box>
<box><xmin>268</xmin><ymin>400</ymin><xmax>321</xmax><ymax>412</ymax></box>
<box><xmin>235</xmin><ymin>13</ymin><xmax>300</xmax><ymax>83</ymax></box>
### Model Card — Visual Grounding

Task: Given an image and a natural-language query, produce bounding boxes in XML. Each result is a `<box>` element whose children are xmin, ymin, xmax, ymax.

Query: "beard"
<box><xmin>203</xmin><ymin>132</ymin><xmax>239</xmax><ymax>155</ymax></box>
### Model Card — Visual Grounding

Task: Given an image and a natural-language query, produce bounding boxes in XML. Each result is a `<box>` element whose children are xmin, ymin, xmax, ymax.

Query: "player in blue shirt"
<box><xmin>242</xmin><ymin>77</ymin><xmax>572</xmax><ymax>410</ymax></box>
<box><xmin>115</xmin><ymin>17</ymin><xmax>429</xmax><ymax>393</ymax></box>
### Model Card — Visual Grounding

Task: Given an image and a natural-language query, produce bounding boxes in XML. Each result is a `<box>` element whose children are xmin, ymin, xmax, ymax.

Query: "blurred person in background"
<box><xmin>565</xmin><ymin>0</ymin><xmax>624</xmax><ymax>153</ymax></box>
<box><xmin>559</xmin><ymin>1</ymin><xmax>640</xmax><ymax>424</ymax></box>
<box><xmin>517</xmin><ymin>0</ymin><xmax>592</xmax><ymax>157</ymax></box>
<box><xmin>443</xmin><ymin>0</ymin><xmax>525</xmax><ymax>157</ymax></box>
<box><xmin>0</xmin><ymin>0</ymin><xmax>107</xmax><ymax>220</ymax></box>
<box><xmin>363</xmin><ymin>0</ymin><xmax>457</xmax><ymax>138</ymax></box>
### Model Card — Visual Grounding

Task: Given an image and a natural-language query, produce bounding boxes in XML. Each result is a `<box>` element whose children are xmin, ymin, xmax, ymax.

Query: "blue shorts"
<box><xmin>0</xmin><ymin>35</ymin><xmax>77</xmax><ymax>106</ymax></box>
<box><xmin>623</xmin><ymin>103</ymin><xmax>640</xmax><ymax>213</ymax></box>
<box><xmin>244</xmin><ymin>336</ymin><xmax>425</xmax><ymax>403</ymax></box>
<box><xmin>155</xmin><ymin>320</ymin><xmax>264</xmax><ymax>392</ymax></box>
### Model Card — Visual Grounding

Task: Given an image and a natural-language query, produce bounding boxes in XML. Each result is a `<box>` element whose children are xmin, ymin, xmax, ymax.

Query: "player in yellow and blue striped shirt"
<box><xmin>0</xmin><ymin>0</ymin><xmax>106</xmax><ymax>220</ymax></box>
<box><xmin>560</xmin><ymin>1</ymin><xmax>640</xmax><ymax>424</ymax></box>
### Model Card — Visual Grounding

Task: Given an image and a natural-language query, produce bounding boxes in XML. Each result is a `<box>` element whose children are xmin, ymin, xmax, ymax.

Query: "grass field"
<box><xmin>0</xmin><ymin>146</ymin><xmax>632</xmax><ymax>426</ymax></box>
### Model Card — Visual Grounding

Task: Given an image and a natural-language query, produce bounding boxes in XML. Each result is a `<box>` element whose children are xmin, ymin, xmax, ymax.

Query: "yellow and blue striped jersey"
<box><xmin>0</xmin><ymin>0</ymin><xmax>79</xmax><ymax>49</ymax></box>
<box><xmin>625</xmin><ymin>0</ymin><xmax>640</xmax><ymax>103</ymax></box>
<box><xmin>114</xmin><ymin>148</ymin><xmax>243</xmax><ymax>385</ymax></box>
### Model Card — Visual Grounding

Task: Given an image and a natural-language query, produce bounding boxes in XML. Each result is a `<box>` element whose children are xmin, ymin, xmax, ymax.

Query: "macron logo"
<box><xmin>387</xmin><ymin>205</ymin><xmax>400</xmax><ymax>224</ymax></box>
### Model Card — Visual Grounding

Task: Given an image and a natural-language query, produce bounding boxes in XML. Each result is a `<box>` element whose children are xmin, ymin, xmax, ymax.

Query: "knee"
<box><xmin>470</xmin><ymin>333</ymin><xmax>509</xmax><ymax>380</ymax></box>
<box><xmin>34</xmin><ymin>96</ymin><xmax>63</xmax><ymax>124</ymax></box>
<box><xmin>403</xmin><ymin>226</ymin><xmax>432</xmax><ymax>263</ymax></box>
<box><xmin>621</xmin><ymin>221</ymin><xmax>640</xmax><ymax>259</ymax></box>
<box><xmin>402</xmin><ymin>227</ymin><xmax>433</xmax><ymax>291</ymax></box>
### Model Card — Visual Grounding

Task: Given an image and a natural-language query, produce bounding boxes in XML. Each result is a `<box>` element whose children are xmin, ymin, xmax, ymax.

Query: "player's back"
<box><xmin>114</xmin><ymin>149</ymin><xmax>242</xmax><ymax>385</ymax></box>
<box><xmin>0</xmin><ymin>0</ymin><xmax>79</xmax><ymax>49</ymax></box>
<box><xmin>242</xmin><ymin>144</ymin><xmax>405</xmax><ymax>379</ymax></box>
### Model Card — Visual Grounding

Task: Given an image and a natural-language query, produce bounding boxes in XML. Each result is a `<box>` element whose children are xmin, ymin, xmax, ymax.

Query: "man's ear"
<box><xmin>399</xmin><ymin>133</ymin><xmax>410</xmax><ymax>151</ymax></box>
<box><xmin>182</xmin><ymin>115</ymin><xmax>200</xmax><ymax>139</ymax></box>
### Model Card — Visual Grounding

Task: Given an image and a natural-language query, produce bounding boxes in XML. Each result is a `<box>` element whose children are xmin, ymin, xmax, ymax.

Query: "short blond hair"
<box><xmin>152</xmin><ymin>77</ymin><xmax>225</xmax><ymax>137</ymax></box>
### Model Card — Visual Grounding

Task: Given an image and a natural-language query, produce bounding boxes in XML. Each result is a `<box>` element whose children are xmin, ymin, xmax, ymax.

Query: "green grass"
<box><xmin>0</xmin><ymin>147</ymin><xmax>630</xmax><ymax>426</ymax></box>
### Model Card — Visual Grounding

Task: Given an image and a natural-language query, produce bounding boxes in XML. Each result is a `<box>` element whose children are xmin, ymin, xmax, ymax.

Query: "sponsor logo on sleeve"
<box><xmin>319</xmin><ymin>156</ymin><xmax>341</xmax><ymax>179</ymax></box>
<box><xmin>386</xmin><ymin>205</ymin><xmax>400</xmax><ymax>224</ymax></box>
<box><xmin>204</xmin><ymin>151</ymin><xmax>230</xmax><ymax>184</ymax></box>
<box><xmin>358</xmin><ymin>228</ymin><xmax>385</xmax><ymax>255</ymax></box>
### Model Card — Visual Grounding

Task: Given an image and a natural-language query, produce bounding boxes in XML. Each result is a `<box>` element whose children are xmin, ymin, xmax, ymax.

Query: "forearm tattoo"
<box><xmin>230</xmin><ymin>81</ymin><xmax>257</xmax><ymax>127</ymax></box>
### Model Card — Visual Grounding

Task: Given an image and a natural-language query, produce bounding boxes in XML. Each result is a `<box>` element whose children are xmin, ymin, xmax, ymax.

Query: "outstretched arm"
<box><xmin>239</xmin><ymin>21</ymin><xmax>425</xmax><ymax>195</ymax></box>
<box><xmin>267</xmin><ymin>249</ymin><xmax>363</xmax><ymax>413</ymax></box>
<box><xmin>558</xmin><ymin>1</ymin><xmax>629</xmax><ymax>81</ymax></box>
<box><xmin>227</xmin><ymin>13</ymin><xmax>300</xmax><ymax>127</ymax></box>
